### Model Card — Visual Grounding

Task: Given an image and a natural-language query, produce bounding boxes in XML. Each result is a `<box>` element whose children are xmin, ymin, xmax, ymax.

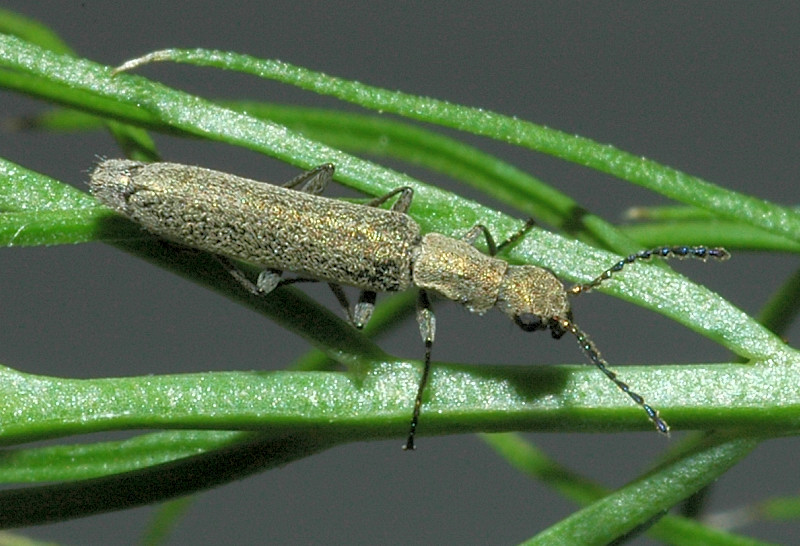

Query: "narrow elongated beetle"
<box><xmin>89</xmin><ymin>160</ymin><xmax>729</xmax><ymax>449</ymax></box>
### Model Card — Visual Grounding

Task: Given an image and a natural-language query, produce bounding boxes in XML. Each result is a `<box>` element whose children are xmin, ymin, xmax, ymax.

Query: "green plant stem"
<box><xmin>525</xmin><ymin>435</ymin><xmax>762</xmax><ymax>546</ymax></box>
<box><xmin>111</xmin><ymin>47</ymin><xmax>800</xmax><ymax>244</ymax></box>
<box><xmin>0</xmin><ymin>29</ymin><xmax>797</xmax><ymax>541</ymax></box>
<box><xmin>0</xmin><ymin>433</ymin><xmax>337</xmax><ymax>529</ymax></box>
<box><xmin>483</xmin><ymin>433</ymin><xmax>768</xmax><ymax>546</ymax></box>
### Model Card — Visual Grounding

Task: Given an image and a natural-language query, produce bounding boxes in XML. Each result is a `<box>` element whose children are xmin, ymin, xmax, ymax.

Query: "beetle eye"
<box><xmin>514</xmin><ymin>313</ymin><xmax>545</xmax><ymax>332</ymax></box>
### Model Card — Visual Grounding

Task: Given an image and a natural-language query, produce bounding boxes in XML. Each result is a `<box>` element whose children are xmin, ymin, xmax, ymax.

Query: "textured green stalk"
<box><xmin>111</xmin><ymin>47</ymin><xmax>800</xmax><ymax>244</ymax></box>
<box><xmin>0</xmin><ymin>23</ymin><xmax>797</xmax><ymax>540</ymax></box>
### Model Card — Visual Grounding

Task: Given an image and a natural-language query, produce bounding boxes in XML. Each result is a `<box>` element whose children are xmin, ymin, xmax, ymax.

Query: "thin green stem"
<box><xmin>112</xmin><ymin>47</ymin><xmax>800</xmax><ymax>243</ymax></box>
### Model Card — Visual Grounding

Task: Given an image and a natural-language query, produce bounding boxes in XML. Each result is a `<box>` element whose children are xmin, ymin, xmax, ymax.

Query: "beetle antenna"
<box><xmin>555</xmin><ymin>316</ymin><xmax>669</xmax><ymax>434</ymax></box>
<box><xmin>570</xmin><ymin>245</ymin><xmax>729</xmax><ymax>296</ymax></box>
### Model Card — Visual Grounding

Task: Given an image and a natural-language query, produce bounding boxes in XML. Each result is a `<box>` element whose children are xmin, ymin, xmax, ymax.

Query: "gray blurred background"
<box><xmin>1</xmin><ymin>2</ymin><xmax>798</xmax><ymax>544</ymax></box>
